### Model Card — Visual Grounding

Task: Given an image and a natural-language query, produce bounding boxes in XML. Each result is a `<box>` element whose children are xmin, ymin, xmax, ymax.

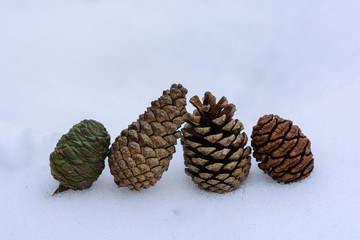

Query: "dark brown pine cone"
<box><xmin>181</xmin><ymin>92</ymin><xmax>251</xmax><ymax>193</ymax></box>
<box><xmin>108</xmin><ymin>84</ymin><xmax>187</xmax><ymax>191</ymax></box>
<box><xmin>251</xmin><ymin>114</ymin><xmax>314</xmax><ymax>183</ymax></box>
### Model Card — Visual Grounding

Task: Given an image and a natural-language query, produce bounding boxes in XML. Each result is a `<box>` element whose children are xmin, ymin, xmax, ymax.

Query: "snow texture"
<box><xmin>1</xmin><ymin>0</ymin><xmax>360</xmax><ymax>239</ymax></box>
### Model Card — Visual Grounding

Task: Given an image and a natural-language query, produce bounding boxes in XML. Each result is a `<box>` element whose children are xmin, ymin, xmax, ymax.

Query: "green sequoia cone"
<box><xmin>50</xmin><ymin>119</ymin><xmax>110</xmax><ymax>195</ymax></box>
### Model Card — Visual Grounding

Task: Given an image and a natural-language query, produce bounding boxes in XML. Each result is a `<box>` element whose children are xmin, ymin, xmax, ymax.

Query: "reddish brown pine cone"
<box><xmin>108</xmin><ymin>84</ymin><xmax>187</xmax><ymax>191</ymax></box>
<box><xmin>181</xmin><ymin>92</ymin><xmax>252</xmax><ymax>193</ymax></box>
<box><xmin>251</xmin><ymin>114</ymin><xmax>314</xmax><ymax>183</ymax></box>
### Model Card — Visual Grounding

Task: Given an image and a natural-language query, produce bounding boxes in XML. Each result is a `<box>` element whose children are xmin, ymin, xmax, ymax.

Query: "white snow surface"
<box><xmin>1</xmin><ymin>0</ymin><xmax>360</xmax><ymax>239</ymax></box>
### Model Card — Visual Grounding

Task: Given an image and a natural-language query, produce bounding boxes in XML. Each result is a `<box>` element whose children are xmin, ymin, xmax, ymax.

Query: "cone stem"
<box><xmin>52</xmin><ymin>184</ymin><xmax>69</xmax><ymax>196</ymax></box>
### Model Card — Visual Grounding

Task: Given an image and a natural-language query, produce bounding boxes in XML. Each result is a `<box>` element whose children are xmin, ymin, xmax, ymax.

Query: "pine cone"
<box><xmin>251</xmin><ymin>114</ymin><xmax>314</xmax><ymax>183</ymax></box>
<box><xmin>50</xmin><ymin>119</ymin><xmax>111</xmax><ymax>195</ymax></box>
<box><xmin>108</xmin><ymin>84</ymin><xmax>187</xmax><ymax>191</ymax></box>
<box><xmin>181</xmin><ymin>92</ymin><xmax>251</xmax><ymax>193</ymax></box>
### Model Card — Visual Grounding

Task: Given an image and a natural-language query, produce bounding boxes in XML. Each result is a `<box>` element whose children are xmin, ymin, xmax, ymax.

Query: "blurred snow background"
<box><xmin>0</xmin><ymin>0</ymin><xmax>359</xmax><ymax>239</ymax></box>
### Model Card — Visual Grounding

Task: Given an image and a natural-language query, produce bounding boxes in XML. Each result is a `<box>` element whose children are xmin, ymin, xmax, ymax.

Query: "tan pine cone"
<box><xmin>251</xmin><ymin>114</ymin><xmax>314</xmax><ymax>183</ymax></box>
<box><xmin>181</xmin><ymin>92</ymin><xmax>251</xmax><ymax>193</ymax></box>
<box><xmin>108</xmin><ymin>84</ymin><xmax>187</xmax><ymax>191</ymax></box>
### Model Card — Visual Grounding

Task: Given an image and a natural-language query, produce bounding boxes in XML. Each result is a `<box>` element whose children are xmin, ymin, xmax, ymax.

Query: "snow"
<box><xmin>1</xmin><ymin>0</ymin><xmax>360</xmax><ymax>239</ymax></box>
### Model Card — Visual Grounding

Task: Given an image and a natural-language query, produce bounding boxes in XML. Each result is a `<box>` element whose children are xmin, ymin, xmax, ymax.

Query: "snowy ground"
<box><xmin>1</xmin><ymin>0</ymin><xmax>360</xmax><ymax>239</ymax></box>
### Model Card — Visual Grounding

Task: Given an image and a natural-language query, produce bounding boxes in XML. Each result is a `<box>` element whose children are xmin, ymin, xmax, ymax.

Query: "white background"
<box><xmin>1</xmin><ymin>0</ymin><xmax>359</xmax><ymax>239</ymax></box>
